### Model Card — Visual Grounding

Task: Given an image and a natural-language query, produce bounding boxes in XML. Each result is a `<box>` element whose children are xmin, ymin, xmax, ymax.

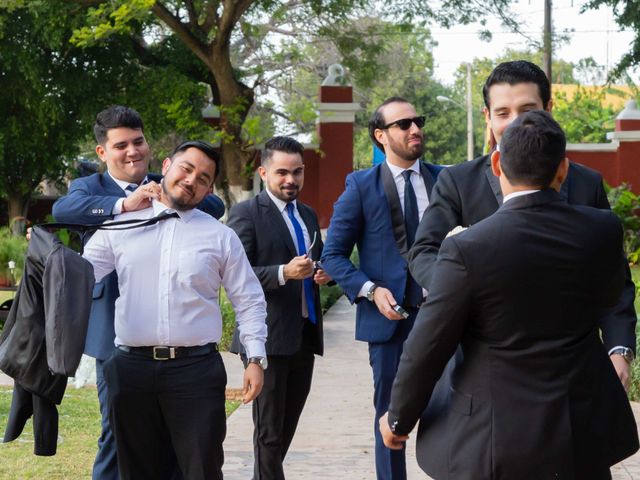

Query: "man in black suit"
<box><xmin>381</xmin><ymin>111</ymin><xmax>639</xmax><ymax>479</ymax></box>
<box><xmin>409</xmin><ymin>60</ymin><xmax>636</xmax><ymax>387</ymax></box>
<box><xmin>227</xmin><ymin>136</ymin><xmax>330</xmax><ymax>479</ymax></box>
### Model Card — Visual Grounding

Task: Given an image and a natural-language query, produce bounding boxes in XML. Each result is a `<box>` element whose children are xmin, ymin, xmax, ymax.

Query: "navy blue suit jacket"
<box><xmin>52</xmin><ymin>172</ymin><xmax>225</xmax><ymax>359</ymax></box>
<box><xmin>321</xmin><ymin>161</ymin><xmax>442</xmax><ymax>343</ymax></box>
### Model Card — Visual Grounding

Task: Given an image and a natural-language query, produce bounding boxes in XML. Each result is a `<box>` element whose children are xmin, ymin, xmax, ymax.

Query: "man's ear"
<box><xmin>258</xmin><ymin>165</ymin><xmax>267</xmax><ymax>182</ymax></box>
<box><xmin>545</xmin><ymin>99</ymin><xmax>554</xmax><ymax>113</ymax></box>
<box><xmin>490</xmin><ymin>150</ymin><xmax>502</xmax><ymax>178</ymax></box>
<box><xmin>555</xmin><ymin>157</ymin><xmax>569</xmax><ymax>184</ymax></box>
<box><xmin>374</xmin><ymin>129</ymin><xmax>387</xmax><ymax>149</ymax></box>
<box><xmin>161</xmin><ymin>157</ymin><xmax>172</xmax><ymax>176</ymax></box>
<box><xmin>95</xmin><ymin>144</ymin><xmax>106</xmax><ymax>162</ymax></box>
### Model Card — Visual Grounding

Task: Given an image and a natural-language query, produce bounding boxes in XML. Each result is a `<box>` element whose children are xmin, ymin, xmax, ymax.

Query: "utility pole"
<box><xmin>466</xmin><ymin>62</ymin><xmax>474</xmax><ymax>161</ymax></box>
<box><xmin>543</xmin><ymin>0</ymin><xmax>552</xmax><ymax>82</ymax></box>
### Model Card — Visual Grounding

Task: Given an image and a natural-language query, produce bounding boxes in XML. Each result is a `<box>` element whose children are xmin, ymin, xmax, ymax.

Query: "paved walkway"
<box><xmin>222</xmin><ymin>296</ymin><xmax>640</xmax><ymax>479</ymax></box>
<box><xmin>1</xmin><ymin>296</ymin><xmax>639</xmax><ymax>478</ymax></box>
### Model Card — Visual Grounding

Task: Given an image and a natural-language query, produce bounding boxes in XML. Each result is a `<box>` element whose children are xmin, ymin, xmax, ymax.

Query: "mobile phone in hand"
<box><xmin>392</xmin><ymin>304</ymin><xmax>409</xmax><ymax>319</ymax></box>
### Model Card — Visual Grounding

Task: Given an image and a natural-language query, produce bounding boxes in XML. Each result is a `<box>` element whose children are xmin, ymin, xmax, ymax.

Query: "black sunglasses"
<box><xmin>381</xmin><ymin>116</ymin><xmax>426</xmax><ymax>130</ymax></box>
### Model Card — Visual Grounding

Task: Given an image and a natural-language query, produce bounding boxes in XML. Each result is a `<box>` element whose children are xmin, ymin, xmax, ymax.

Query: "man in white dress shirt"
<box><xmin>83</xmin><ymin>140</ymin><xmax>268</xmax><ymax>480</ymax></box>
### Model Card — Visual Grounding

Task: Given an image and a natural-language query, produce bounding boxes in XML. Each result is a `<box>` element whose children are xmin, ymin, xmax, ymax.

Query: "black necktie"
<box><xmin>401</xmin><ymin>170</ymin><xmax>423</xmax><ymax>307</ymax></box>
<box><xmin>402</xmin><ymin>170</ymin><xmax>419</xmax><ymax>247</ymax></box>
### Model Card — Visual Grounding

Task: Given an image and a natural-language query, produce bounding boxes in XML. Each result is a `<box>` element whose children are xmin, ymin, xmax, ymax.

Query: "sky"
<box><xmin>430</xmin><ymin>0</ymin><xmax>637</xmax><ymax>85</ymax></box>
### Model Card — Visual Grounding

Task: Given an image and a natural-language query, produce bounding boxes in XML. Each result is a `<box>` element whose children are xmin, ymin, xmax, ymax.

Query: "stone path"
<box><xmin>221</xmin><ymin>296</ymin><xmax>640</xmax><ymax>479</ymax></box>
<box><xmin>1</xmin><ymin>295</ymin><xmax>639</xmax><ymax>478</ymax></box>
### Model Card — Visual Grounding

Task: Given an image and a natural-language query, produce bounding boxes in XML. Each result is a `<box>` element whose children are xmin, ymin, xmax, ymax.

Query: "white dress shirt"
<box><xmin>264</xmin><ymin>188</ymin><xmax>312</xmax><ymax>317</ymax></box>
<box><xmin>108</xmin><ymin>172</ymin><xmax>149</xmax><ymax>215</ymax></box>
<box><xmin>358</xmin><ymin>160</ymin><xmax>430</xmax><ymax>299</ymax></box>
<box><xmin>83</xmin><ymin>199</ymin><xmax>267</xmax><ymax>358</ymax></box>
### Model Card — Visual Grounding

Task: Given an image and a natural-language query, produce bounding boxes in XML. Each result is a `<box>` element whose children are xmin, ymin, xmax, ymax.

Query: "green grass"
<box><xmin>0</xmin><ymin>386</ymin><xmax>240</xmax><ymax>479</ymax></box>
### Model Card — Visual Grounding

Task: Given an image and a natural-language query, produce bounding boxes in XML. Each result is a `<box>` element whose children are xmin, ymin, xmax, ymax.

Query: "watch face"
<box><xmin>260</xmin><ymin>357</ymin><xmax>269</xmax><ymax>369</ymax></box>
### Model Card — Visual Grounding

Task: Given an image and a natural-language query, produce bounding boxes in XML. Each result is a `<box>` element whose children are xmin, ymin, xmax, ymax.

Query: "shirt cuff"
<box><xmin>112</xmin><ymin>198</ymin><xmax>125</xmax><ymax>215</ymax></box>
<box><xmin>358</xmin><ymin>281</ymin><xmax>374</xmax><ymax>298</ymax></box>
<box><xmin>243</xmin><ymin>340</ymin><xmax>266</xmax><ymax>359</ymax></box>
<box><xmin>278</xmin><ymin>265</ymin><xmax>286</xmax><ymax>285</ymax></box>
<box><xmin>608</xmin><ymin>345</ymin><xmax>629</xmax><ymax>355</ymax></box>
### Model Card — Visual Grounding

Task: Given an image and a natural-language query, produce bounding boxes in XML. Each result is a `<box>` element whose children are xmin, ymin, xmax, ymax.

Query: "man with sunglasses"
<box><xmin>322</xmin><ymin>97</ymin><xmax>442</xmax><ymax>480</ymax></box>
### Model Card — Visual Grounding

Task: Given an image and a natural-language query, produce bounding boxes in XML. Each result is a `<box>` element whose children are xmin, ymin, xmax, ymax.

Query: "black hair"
<box><xmin>171</xmin><ymin>140</ymin><xmax>220</xmax><ymax>182</ymax></box>
<box><xmin>261</xmin><ymin>136</ymin><xmax>304</xmax><ymax>166</ymax></box>
<box><xmin>482</xmin><ymin>61</ymin><xmax>551</xmax><ymax>110</ymax></box>
<box><xmin>93</xmin><ymin>105</ymin><xmax>144</xmax><ymax>145</ymax></box>
<box><xmin>368</xmin><ymin>96</ymin><xmax>411</xmax><ymax>151</ymax></box>
<box><xmin>499</xmin><ymin>110</ymin><xmax>565</xmax><ymax>188</ymax></box>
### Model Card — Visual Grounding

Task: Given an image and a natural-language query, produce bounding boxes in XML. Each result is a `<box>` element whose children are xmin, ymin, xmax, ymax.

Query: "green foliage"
<box><xmin>218</xmin><ymin>288</ymin><xmax>237</xmax><ymax>351</ymax></box>
<box><xmin>71</xmin><ymin>0</ymin><xmax>155</xmax><ymax>47</ymax></box>
<box><xmin>0</xmin><ymin>226</ymin><xmax>27</xmax><ymax>281</ymax></box>
<box><xmin>583</xmin><ymin>0</ymin><xmax>640</xmax><ymax>79</ymax></box>
<box><xmin>607</xmin><ymin>183</ymin><xmax>640</xmax><ymax>262</ymax></box>
<box><xmin>553</xmin><ymin>87</ymin><xmax>616</xmax><ymax>143</ymax></box>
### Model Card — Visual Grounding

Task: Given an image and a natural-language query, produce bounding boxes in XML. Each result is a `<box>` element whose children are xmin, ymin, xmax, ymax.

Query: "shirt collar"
<box><xmin>503</xmin><ymin>189</ymin><xmax>540</xmax><ymax>204</ymax></box>
<box><xmin>265</xmin><ymin>188</ymin><xmax>296</xmax><ymax>214</ymax></box>
<box><xmin>386</xmin><ymin>159</ymin><xmax>420</xmax><ymax>179</ymax></box>
<box><xmin>107</xmin><ymin>171</ymin><xmax>149</xmax><ymax>193</ymax></box>
<box><xmin>151</xmin><ymin>199</ymin><xmax>196</xmax><ymax>222</ymax></box>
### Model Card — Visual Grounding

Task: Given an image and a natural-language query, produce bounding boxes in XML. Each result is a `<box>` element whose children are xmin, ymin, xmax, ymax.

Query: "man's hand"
<box><xmin>242</xmin><ymin>363</ymin><xmax>264</xmax><ymax>404</ymax></box>
<box><xmin>373</xmin><ymin>287</ymin><xmax>404</xmax><ymax>320</ymax></box>
<box><xmin>283</xmin><ymin>255</ymin><xmax>314</xmax><ymax>281</ymax></box>
<box><xmin>313</xmin><ymin>268</ymin><xmax>332</xmax><ymax>285</ymax></box>
<box><xmin>122</xmin><ymin>181</ymin><xmax>161</xmax><ymax>212</ymax></box>
<box><xmin>610</xmin><ymin>354</ymin><xmax>631</xmax><ymax>392</ymax></box>
<box><xmin>379</xmin><ymin>412</ymin><xmax>409</xmax><ymax>450</ymax></box>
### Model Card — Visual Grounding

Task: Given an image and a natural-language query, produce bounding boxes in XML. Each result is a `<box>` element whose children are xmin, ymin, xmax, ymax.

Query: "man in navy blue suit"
<box><xmin>321</xmin><ymin>97</ymin><xmax>442</xmax><ymax>480</ymax></box>
<box><xmin>52</xmin><ymin>105</ymin><xmax>224</xmax><ymax>480</ymax></box>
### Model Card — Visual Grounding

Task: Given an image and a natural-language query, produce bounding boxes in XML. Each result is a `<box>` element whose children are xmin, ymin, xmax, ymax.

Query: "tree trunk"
<box><xmin>210</xmin><ymin>41</ymin><xmax>256</xmax><ymax>207</ymax></box>
<box><xmin>7</xmin><ymin>192</ymin><xmax>30</xmax><ymax>236</ymax></box>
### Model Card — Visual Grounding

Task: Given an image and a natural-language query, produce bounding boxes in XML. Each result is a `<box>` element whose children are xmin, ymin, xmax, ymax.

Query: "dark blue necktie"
<box><xmin>401</xmin><ymin>170</ymin><xmax>423</xmax><ymax>307</ymax></box>
<box><xmin>125</xmin><ymin>184</ymin><xmax>137</xmax><ymax>193</ymax></box>
<box><xmin>286</xmin><ymin>202</ymin><xmax>317</xmax><ymax>323</ymax></box>
<box><xmin>402</xmin><ymin>170</ymin><xmax>419</xmax><ymax>246</ymax></box>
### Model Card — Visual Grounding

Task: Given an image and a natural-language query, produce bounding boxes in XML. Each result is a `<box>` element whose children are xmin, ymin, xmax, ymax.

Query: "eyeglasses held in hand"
<box><xmin>381</xmin><ymin>116</ymin><xmax>426</xmax><ymax>131</ymax></box>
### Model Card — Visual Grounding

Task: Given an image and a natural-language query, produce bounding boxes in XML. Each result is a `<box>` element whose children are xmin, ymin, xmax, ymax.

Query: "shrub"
<box><xmin>0</xmin><ymin>227</ymin><xmax>28</xmax><ymax>284</ymax></box>
<box><xmin>606</xmin><ymin>183</ymin><xmax>640</xmax><ymax>262</ymax></box>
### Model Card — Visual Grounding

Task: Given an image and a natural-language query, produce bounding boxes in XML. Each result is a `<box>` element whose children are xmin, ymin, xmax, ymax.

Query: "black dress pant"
<box><xmin>248</xmin><ymin>322</ymin><xmax>316</xmax><ymax>480</ymax></box>
<box><xmin>103</xmin><ymin>348</ymin><xmax>227</xmax><ymax>480</ymax></box>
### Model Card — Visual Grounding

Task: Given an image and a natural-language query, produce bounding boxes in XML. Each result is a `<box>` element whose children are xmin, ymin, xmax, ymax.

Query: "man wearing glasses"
<box><xmin>321</xmin><ymin>98</ymin><xmax>442</xmax><ymax>480</ymax></box>
<box><xmin>227</xmin><ymin>136</ymin><xmax>331</xmax><ymax>479</ymax></box>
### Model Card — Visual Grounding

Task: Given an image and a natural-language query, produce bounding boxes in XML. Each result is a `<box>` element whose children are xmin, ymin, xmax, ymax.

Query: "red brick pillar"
<box><xmin>299</xmin><ymin>66</ymin><xmax>360</xmax><ymax>228</ymax></box>
<box><xmin>607</xmin><ymin>100</ymin><xmax>640</xmax><ymax>192</ymax></box>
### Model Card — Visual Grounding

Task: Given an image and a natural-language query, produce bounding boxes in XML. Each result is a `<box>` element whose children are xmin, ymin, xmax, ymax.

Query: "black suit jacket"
<box><xmin>390</xmin><ymin>190</ymin><xmax>639</xmax><ymax>479</ymax></box>
<box><xmin>227</xmin><ymin>191</ymin><xmax>323</xmax><ymax>356</ymax></box>
<box><xmin>409</xmin><ymin>155</ymin><xmax>636</xmax><ymax>352</ymax></box>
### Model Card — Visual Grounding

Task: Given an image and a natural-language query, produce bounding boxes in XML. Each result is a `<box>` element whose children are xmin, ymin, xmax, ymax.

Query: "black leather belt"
<box><xmin>117</xmin><ymin>343</ymin><xmax>218</xmax><ymax>360</ymax></box>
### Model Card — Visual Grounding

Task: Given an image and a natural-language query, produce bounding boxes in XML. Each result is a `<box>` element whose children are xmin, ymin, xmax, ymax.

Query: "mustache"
<box><xmin>281</xmin><ymin>183</ymin><xmax>299</xmax><ymax>190</ymax></box>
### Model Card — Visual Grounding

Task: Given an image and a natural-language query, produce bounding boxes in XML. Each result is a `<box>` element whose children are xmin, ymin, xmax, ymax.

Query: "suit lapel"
<box><xmin>418</xmin><ymin>161</ymin><xmax>437</xmax><ymax>196</ymax></box>
<box><xmin>102</xmin><ymin>173</ymin><xmax>127</xmax><ymax>197</ymax></box>
<box><xmin>484</xmin><ymin>156</ymin><xmax>503</xmax><ymax>204</ymax></box>
<box><xmin>380</xmin><ymin>162</ymin><xmax>409</xmax><ymax>256</ymax></box>
<box><xmin>297</xmin><ymin>204</ymin><xmax>321</xmax><ymax>260</ymax></box>
<box><xmin>258</xmin><ymin>191</ymin><xmax>297</xmax><ymax>258</ymax></box>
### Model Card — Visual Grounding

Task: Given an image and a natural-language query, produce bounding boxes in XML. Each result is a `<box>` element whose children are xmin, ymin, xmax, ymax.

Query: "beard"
<box><xmin>387</xmin><ymin>135</ymin><xmax>425</xmax><ymax>162</ymax></box>
<box><xmin>161</xmin><ymin>180</ymin><xmax>199</xmax><ymax>211</ymax></box>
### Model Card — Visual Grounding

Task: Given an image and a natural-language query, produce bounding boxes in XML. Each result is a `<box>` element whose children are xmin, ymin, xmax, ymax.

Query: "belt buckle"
<box><xmin>153</xmin><ymin>346</ymin><xmax>176</xmax><ymax>360</ymax></box>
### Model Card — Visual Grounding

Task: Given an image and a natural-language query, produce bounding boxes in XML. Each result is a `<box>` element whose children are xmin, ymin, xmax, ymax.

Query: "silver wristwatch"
<box><xmin>248</xmin><ymin>356</ymin><xmax>268</xmax><ymax>370</ymax></box>
<box><xmin>366</xmin><ymin>284</ymin><xmax>378</xmax><ymax>302</ymax></box>
<box><xmin>610</xmin><ymin>347</ymin><xmax>635</xmax><ymax>364</ymax></box>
